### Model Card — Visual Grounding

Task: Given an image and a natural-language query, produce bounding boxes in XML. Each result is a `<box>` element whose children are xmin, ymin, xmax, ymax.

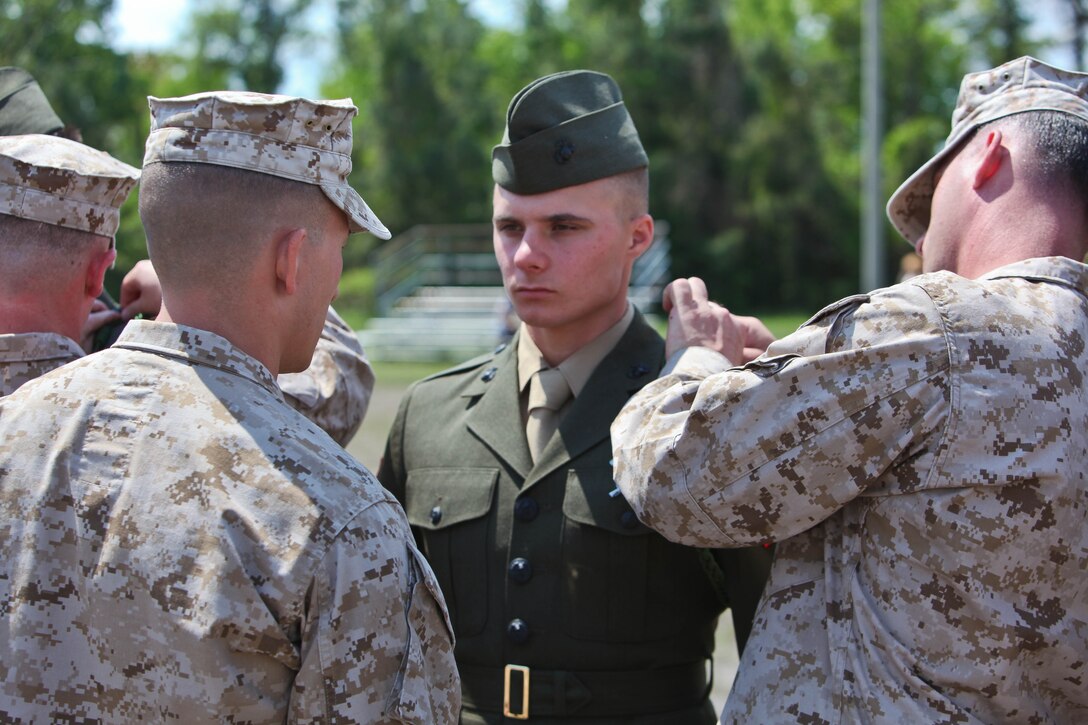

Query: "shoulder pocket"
<box><xmin>799</xmin><ymin>293</ymin><xmax>870</xmax><ymax>329</ymax></box>
<box><xmin>383</xmin><ymin>544</ymin><xmax>461</xmax><ymax>724</ymax></box>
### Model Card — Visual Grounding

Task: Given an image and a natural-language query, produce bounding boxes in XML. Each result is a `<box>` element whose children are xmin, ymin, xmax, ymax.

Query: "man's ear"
<box><xmin>84</xmin><ymin>246</ymin><xmax>117</xmax><ymax>298</ymax></box>
<box><xmin>274</xmin><ymin>228</ymin><xmax>308</xmax><ymax>295</ymax></box>
<box><xmin>973</xmin><ymin>129</ymin><xmax>1005</xmax><ymax>190</ymax></box>
<box><xmin>628</xmin><ymin>213</ymin><xmax>655</xmax><ymax>259</ymax></box>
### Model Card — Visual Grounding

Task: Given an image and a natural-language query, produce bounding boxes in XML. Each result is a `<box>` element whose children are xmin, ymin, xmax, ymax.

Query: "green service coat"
<box><xmin>378</xmin><ymin>312</ymin><xmax>771</xmax><ymax>724</ymax></box>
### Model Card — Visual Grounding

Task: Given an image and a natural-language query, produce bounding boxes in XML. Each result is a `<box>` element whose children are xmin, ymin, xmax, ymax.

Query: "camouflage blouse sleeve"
<box><xmin>279</xmin><ymin>307</ymin><xmax>375</xmax><ymax>446</ymax></box>
<box><xmin>611</xmin><ymin>284</ymin><xmax>951</xmax><ymax>548</ymax></box>
<box><xmin>288</xmin><ymin>500</ymin><xmax>460</xmax><ymax>723</ymax></box>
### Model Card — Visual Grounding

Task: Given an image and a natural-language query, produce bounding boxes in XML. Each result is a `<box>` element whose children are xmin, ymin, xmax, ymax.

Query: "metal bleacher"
<box><xmin>357</xmin><ymin>222</ymin><xmax>670</xmax><ymax>362</ymax></box>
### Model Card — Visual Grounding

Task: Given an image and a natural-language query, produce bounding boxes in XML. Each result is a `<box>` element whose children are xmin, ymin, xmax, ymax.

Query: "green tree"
<box><xmin>175</xmin><ymin>0</ymin><xmax>313</xmax><ymax>92</ymax></box>
<box><xmin>1</xmin><ymin>0</ymin><xmax>155</xmax><ymax>276</ymax></box>
<box><xmin>327</xmin><ymin>0</ymin><xmax>497</xmax><ymax>255</ymax></box>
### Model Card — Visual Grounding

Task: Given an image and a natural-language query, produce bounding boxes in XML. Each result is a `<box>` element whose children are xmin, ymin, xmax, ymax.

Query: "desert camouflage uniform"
<box><xmin>612</xmin><ymin>257</ymin><xmax>1088</xmax><ymax>723</ymax></box>
<box><xmin>0</xmin><ymin>331</ymin><xmax>82</xmax><ymax>396</ymax></box>
<box><xmin>0</xmin><ymin>320</ymin><xmax>459</xmax><ymax>723</ymax></box>
<box><xmin>0</xmin><ymin>309</ymin><xmax>373</xmax><ymax>446</ymax></box>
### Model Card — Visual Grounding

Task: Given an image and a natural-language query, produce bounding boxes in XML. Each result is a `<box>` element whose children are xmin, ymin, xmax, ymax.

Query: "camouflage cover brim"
<box><xmin>885</xmin><ymin>139</ymin><xmax>962</xmax><ymax>250</ymax></box>
<box><xmin>887</xmin><ymin>56</ymin><xmax>1088</xmax><ymax>247</ymax></box>
<box><xmin>320</xmin><ymin>181</ymin><xmax>390</xmax><ymax>239</ymax></box>
<box><xmin>0</xmin><ymin>134</ymin><xmax>139</xmax><ymax>237</ymax></box>
<box><xmin>144</xmin><ymin>127</ymin><xmax>390</xmax><ymax>239</ymax></box>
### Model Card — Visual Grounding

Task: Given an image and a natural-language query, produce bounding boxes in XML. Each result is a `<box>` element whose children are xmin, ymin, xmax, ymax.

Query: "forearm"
<box><xmin>612</xmin><ymin>298</ymin><xmax>950</xmax><ymax>547</ymax></box>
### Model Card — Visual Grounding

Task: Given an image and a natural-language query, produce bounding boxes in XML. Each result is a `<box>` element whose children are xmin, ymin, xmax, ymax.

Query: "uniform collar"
<box><xmin>978</xmin><ymin>255</ymin><xmax>1088</xmax><ymax>293</ymax></box>
<box><xmin>0</xmin><ymin>331</ymin><xmax>84</xmax><ymax>363</ymax></box>
<box><xmin>516</xmin><ymin>302</ymin><xmax>635</xmax><ymax>398</ymax></box>
<box><xmin>113</xmin><ymin>320</ymin><xmax>283</xmax><ymax>399</ymax></box>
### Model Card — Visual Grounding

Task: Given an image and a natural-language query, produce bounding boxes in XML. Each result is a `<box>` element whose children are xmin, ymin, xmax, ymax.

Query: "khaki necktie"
<box><xmin>526</xmin><ymin>367</ymin><xmax>571</xmax><ymax>462</ymax></box>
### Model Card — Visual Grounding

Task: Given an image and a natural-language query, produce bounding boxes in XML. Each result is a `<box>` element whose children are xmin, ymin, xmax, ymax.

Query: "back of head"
<box><xmin>139</xmin><ymin>91</ymin><xmax>391</xmax><ymax>295</ymax></box>
<box><xmin>888</xmin><ymin>56</ymin><xmax>1088</xmax><ymax>248</ymax></box>
<box><xmin>492</xmin><ymin>69</ymin><xmax>650</xmax><ymax>205</ymax></box>
<box><xmin>0</xmin><ymin>214</ymin><xmax>109</xmax><ymax>298</ymax></box>
<box><xmin>0</xmin><ymin>134</ymin><xmax>137</xmax><ymax>300</ymax></box>
<box><xmin>139</xmin><ymin>161</ymin><xmax>335</xmax><ymax>292</ymax></box>
<box><xmin>991</xmin><ymin>110</ymin><xmax>1088</xmax><ymax>212</ymax></box>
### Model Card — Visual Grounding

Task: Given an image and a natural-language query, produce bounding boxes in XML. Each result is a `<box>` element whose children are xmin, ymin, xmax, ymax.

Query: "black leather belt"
<box><xmin>459</xmin><ymin>660</ymin><xmax>711</xmax><ymax>719</ymax></box>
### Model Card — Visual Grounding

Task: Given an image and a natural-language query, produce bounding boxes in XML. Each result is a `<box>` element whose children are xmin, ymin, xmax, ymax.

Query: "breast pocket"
<box><xmin>404</xmin><ymin>468</ymin><xmax>496</xmax><ymax>637</ymax></box>
<box><xmin>559</xmin><ymin>468</ymin><xmax>659</xmax><ymax>643</ymax></box>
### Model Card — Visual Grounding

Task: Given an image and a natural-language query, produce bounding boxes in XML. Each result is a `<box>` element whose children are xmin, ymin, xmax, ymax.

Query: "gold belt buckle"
<box><xmin>503</xmin><ymin>664</ymin><xmax>530</xmax><ymax>719</ymax></box>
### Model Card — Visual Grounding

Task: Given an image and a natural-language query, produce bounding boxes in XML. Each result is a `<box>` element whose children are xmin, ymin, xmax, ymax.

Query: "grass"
<box><xmin>761</xmin><ymin>312</ymin><xmax>810</xmax><ymax>339</ymax></box>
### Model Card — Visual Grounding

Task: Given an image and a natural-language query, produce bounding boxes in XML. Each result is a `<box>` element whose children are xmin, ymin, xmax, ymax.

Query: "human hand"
<box><xmin>81</xmin><ymin>299</ymin><xmax>121</xmax><ymax>353</ymax></box>
<box><xmin>662</xmin><ymin>277</ymin><xmax>743</xmax><ymax>361</ymax></box>
<box><xmin>119</xmin><ymin>260</ymin><xmax>162</xmax><ymax>321</ymax></box>
<box><xmin>732</xmin><ymin>314</ymin><xmax>776</xmax><ymax>363</ymax></box>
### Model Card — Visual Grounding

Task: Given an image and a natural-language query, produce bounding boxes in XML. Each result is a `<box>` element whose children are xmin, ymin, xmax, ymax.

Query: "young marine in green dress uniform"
<box><xmin>378</xmin><ymin>69</ymin><xmax>773</xmax><ymax>724</ymax></box>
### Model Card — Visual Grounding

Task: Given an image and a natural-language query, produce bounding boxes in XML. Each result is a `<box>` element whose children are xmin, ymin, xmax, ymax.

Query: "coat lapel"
<box><xmin>465</xmin><ymin>335</ymin><xmax>533</xmax><ymax>480</ymax></box>
<box><xmin>525</xmin><ymin>311</ymin><xmax>664</xmax><ymax>487</ymax></box>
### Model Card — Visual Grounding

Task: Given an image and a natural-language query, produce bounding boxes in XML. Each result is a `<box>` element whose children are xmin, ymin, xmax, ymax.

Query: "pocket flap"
<box><xmin>562</xmin><ymin>468</ymin><xmax>650</xmax><ymax>537</ymax></box>
<box><xmin>404</xmin><ymin>468</ymin><xmax>498</xmax><ymax>531</ymax></box>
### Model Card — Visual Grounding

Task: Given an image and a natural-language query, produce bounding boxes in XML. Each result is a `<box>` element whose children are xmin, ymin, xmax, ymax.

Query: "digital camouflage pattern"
<box><xmin>888</xmin><ymin>56</ymin><xmax>1088</xmax><ymax>246</ymax></box>
<box><xmin>0</xmin><ymin>320</ymin><xmax>460</xmax><ymax>723</ymax></box>
<box><xmin>0</xmin><ymin>310</ymin><xmax>374</xmax><ymax>447</ymax></box>
<box><xmin>144</xmin><ymin>91</ymin><xmax>390</xmax><ymax>239</ymax></box>
<box><xmin>279</xmin><ymin>307</ymin><xmax>374</xmax><ymax>446</ymax></box>
<box><xmin>0</xmin><ymin>134</ymin><xmax>138</xmax><ymax>237</ymax></box>
<box><xmin>0</xmin><ymin>331</ymin><xmax>83</xmax><ymax>396</ymax></box>
<box><xmin>612</xmin><ymin>257</ymin><xmax>1088</xmax><ymax>723</ymax></box>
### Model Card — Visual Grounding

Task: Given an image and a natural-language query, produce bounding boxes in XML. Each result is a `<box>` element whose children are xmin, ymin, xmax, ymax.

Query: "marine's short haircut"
<box><xmin>139</xmin><ymin>162</ymin><xmax>336</xmax><ymax>291</ymax></box>
<box><xmin>609</xmin><ymin>165</ymin><xmax>650</xmax><ymax>220</ymax></box>
<box><xmin>0</xmin><ymin>212</ymin><xmax>109</xmax><ymax>294</ymax></box>
<box><xmin>985</xmin><ymin>111</ymin><xmax>1088</xmax><ymax>210</ymax></box>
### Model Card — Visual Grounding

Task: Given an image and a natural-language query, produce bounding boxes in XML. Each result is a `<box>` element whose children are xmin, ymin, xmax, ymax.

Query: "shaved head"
<box><xmin>138</xmin><ymin>162</ymin><xmax>341</xmax><ymax>294</ymax></box>
<box><xmin>0</xmin><ymin>213</ymin><xmax>111</xmax><ymax>296</ymax></box>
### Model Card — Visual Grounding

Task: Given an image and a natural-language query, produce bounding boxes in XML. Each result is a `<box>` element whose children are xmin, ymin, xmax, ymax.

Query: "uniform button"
<box><xmin>553</xmin><ymin>139</ymin><xmax>576</xmax><ymax>164</ymax></box>
<box><xmin>508</xmin><ymin>557</ymin><xmax>533</xmax><ymax>584</ymax></box>
<box><xmin>514</xmin><ymin>497</ymin><xmax>539</xmax><ymax>522</ymax></box>
<box><xmin>507</xmin><ymin>618</ymin><xmax>530</xmax><ymax>644</ymax></box>
<box><xmin>620</xmin><ymin>510</ymin><xmax>639</xmax><ymax>529</ymax></box>
<box><xmin>430</xmin><ymin>506</ymin><xmax>442</xmax><ymax>525</ymax></box>
<box><xmin>480</xmin><ymin>366</ymin><xmax>498</xmax><ymax>382</ymax></box>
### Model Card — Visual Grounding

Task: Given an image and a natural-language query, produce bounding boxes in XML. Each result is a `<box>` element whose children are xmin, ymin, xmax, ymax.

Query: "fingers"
<box><xmin>119</xmin><ymin>260</ymin><xmax>162</xmax><ymax>320</ymax></box>
<box><xmin>734</xmin><ymin>315</ymin><xmax>776</xmax><ymax>350</ymax></box>
<box><xmin>663</xmin><ymin>277</ymin><xmax>710</xmax><ymax>315</ymax></box>
<box><xmin>85</xmin><ymin>308</ymin><xmax>121</xmax><ymax>331</ymax></box>
<box><xmin>81</xmin><ymin>308</ymin><xmax>122</xmax><ymax>353</ymax></box>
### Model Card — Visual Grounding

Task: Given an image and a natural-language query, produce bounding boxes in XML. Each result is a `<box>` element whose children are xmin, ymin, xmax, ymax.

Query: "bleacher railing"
<box><xmin>373</xmin><ymin>222</ymin><xmax>671</xmax><ymax>315</ymax></box>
